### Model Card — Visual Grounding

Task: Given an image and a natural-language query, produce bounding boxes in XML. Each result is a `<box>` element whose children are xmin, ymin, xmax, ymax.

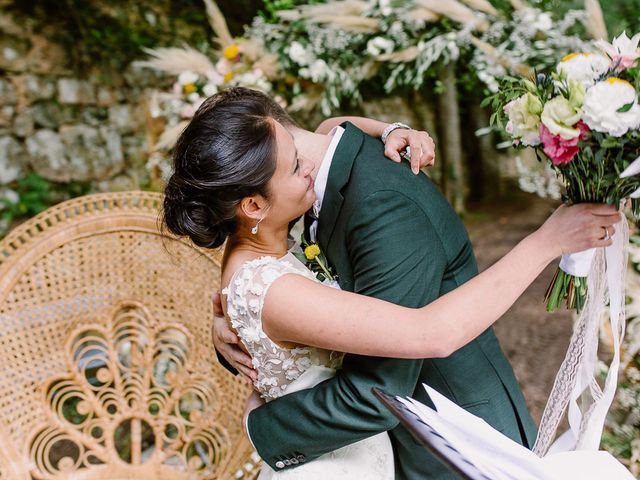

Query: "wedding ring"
<box><xmin>602</xmin><ymin>226</ymin><xmax>610</xmax><ymax>241</ymax></box>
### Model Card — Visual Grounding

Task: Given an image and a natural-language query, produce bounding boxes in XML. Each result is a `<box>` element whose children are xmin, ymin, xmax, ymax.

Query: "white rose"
<box><xmin>582</xmin><ymin>78</ymin><xmax>640</xmax><ymax>137</ymax></box>
<box><xmin>202</xmin><ymin>83</ymin><xmax>218</xmax><ymax>97</ymax></box>
<box><xmin>177</xmin><ymin>71</ymin><xmax>199</xmax><ymax>86</ymax></box>
<box><xmin>367</xmin><ymin>36</ymin><xmax>394</xmax><ymax>57</ymax></box>
<box><xmin>236</xmin><ymin>72</ymin><xmax>257</xmax><ymax>86</ymax></box>
<box><xmin>187</xmin><ymin>92</ymin><xmax>200</xmax><ymax>103</ymax></box>
<box><xmin>288</xmin><ymin>41</ymin><xmax>313</xmax><ymax>66</ymax></box>
<box><xmin>557</xmin><ymin>53</ymin><xmax>610</xmax><ymax>88</ymax></box>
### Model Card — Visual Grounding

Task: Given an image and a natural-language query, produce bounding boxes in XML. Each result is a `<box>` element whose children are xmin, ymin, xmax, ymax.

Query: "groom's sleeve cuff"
<box><xmin>245</xmin><ymin>412</ymin><xmax>257</xmax><ymax>450</ymax></box>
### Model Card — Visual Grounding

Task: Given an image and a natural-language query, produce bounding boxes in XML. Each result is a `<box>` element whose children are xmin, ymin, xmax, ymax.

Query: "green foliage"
<box><xmin>0</xmin><ymin>174</ymin><xmax>91</xmax><ymax>239</ymax></box>
<box><xmin>537</xmin><ymin>0</ymin><xmax>640</xmax><ymax>35</ymax></box>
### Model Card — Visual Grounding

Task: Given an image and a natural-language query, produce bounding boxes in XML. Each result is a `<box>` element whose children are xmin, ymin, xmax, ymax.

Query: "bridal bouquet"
<box><xmin>486</xmin><ymin>32</ymin><xmax>640</xmax><ymax>312</ymax></box>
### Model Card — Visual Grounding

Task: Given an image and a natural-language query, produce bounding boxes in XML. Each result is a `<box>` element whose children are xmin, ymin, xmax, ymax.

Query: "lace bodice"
<box><xmin>222</xmin><ymin>253</ymin><xmax>343</xmax><ymax>400</ymax></box>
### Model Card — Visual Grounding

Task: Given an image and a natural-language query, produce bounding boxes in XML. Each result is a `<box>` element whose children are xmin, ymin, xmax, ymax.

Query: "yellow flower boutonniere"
<box><xmin>295</xmin><ymin>238</ymin><xmax>337</xmax><ymax>283</ymax></box>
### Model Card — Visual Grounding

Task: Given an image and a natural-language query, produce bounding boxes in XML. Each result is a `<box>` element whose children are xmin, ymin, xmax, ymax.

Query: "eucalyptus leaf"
<box><xmin>617</xmin><ymin>102</ymin><xmax>634</xmax><ymax>113</ymax></box>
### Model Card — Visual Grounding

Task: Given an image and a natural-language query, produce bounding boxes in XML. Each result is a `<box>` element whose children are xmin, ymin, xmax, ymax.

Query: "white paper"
<box><xmin>401</xmin><ymin>385</ymin><xmax>636</xmax><ymax>480</ymax></box>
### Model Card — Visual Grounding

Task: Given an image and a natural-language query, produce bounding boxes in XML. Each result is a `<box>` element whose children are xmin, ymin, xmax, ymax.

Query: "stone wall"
<box><xmin>0</xmin><ymin>12</ymin><xmax>168</xmax><ymax>193</ymax></box>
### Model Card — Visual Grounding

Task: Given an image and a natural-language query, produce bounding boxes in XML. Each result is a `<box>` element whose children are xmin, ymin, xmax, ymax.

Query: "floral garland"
<box><xmin>247</xmin><ymin>0</ymin><xmax>595</xmax><ymax>115</ymax></box>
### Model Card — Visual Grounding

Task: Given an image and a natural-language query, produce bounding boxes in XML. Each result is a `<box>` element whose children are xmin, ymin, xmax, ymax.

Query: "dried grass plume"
<box><xmin>415</xmin><ymin>0</ymin><xmax>489</xmax><ymax>31</ymax></box>
<box><xmin>583</xmin><ymin>0</ymin><xmax>608</xmax><ymax>41</ymax></box>
<box><xmin>203</xmin><ymin>0</ymin><xmax>234</xmax><ymax>47</ymax></box>
<box><xmin>134</xmin><ymin>46</ymin><xmax>215</xmax><ymax>76</ymax></box>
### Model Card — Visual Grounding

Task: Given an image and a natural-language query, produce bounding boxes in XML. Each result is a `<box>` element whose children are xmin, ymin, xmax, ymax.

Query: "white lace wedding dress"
<box><xmin>222</xmin><ymin>252</ymin><xmax>394</xmax><ymax>479</ymax></box>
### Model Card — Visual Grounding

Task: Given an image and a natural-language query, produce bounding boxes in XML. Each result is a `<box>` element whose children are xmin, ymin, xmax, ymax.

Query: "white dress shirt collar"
<box><xmin>312</xmin><ymin>126</ymin><xmax>345</xmax><ymax>218</ymax></box>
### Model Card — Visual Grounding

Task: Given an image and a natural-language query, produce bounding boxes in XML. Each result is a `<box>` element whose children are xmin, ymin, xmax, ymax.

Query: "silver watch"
<box><xmin>381</xmin><ymin>122</ymin><xmax>411</xmax><ymax>144</ymax></box>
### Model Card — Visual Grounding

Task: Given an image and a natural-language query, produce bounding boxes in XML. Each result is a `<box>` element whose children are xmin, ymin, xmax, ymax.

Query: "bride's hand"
<box><xmin>534</xmin><ymin>203</ymin><xmax>621</xmax><ymax>258</ymax></box>
<box><xmin>385</xmin><ymin>128</ymin><xmax>436</xmax><ymax>174</ymax></box>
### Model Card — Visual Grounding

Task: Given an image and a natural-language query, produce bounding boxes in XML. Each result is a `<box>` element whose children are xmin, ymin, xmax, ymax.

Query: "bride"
<box><xmin>161</xmin><ymin>88</ymin><xmax>620</xmax><ymax>479</ymax></box>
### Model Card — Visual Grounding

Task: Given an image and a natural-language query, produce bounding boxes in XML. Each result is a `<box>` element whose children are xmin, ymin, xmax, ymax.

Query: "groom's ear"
<box><xmin>239</xmin><ymin>195</ymin><xmax>268</xmax><ymax>221</ymax></box>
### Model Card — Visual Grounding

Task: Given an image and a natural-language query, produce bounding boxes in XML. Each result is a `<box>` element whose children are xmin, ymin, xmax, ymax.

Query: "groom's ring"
<box><xmin>602</xmin><ymin>226</ymin><xmax>610</xmax><ymax>241</ymax></box>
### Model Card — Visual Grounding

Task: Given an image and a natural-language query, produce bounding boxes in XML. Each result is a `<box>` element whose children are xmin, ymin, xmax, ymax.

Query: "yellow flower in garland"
<box><xmin>223</xmin><ymin>43</ymin><xmax>240</xmax><ymax>60</ymax></box>
<box><xmin>183</xmin><ymin>83</ymin><xmax>197</xmax><ymax>94</ymax></box>
<box><xmin>304</xmin><ymin>244</ymin><xmax>321</xmax><ymax>261</ymax></box>
<box><xmin>224</xmin><ymin>71</ymin><xmax>234</xmax><ymax>83</ymax></box>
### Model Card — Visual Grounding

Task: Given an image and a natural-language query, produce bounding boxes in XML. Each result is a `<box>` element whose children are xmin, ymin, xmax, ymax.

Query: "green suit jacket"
<box><xmin>247</xmin><ymin>123</ymin><xmax>537</xmax><ymax>478</ymax></box>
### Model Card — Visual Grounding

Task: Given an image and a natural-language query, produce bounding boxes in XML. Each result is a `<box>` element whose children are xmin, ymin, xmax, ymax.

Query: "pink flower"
<box><xmin>179</xmin><ymin>104</ymin><xmax>196</xmax><ymax>119</ymax></box>
<box><xmin>540</xmin><ymin>121</ymin><xmax>589</xmax><ymax>166</ymax></box>
<box><xmin>595</xmin><ymin>32</ymin><xmax>640</xmax><ymax>71</ymax></box>
<box><xmin>215</xmin><ymin>58</ymin><xmax>232</xmax><ymax>75</ymax></box>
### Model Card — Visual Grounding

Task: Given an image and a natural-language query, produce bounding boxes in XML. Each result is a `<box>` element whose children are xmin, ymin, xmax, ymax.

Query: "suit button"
<box><xmin>290</xmin><ymin>458</ymin><xmax>299</xmax><ymax>465</ymax></box>
<box><xmin>296</xmin><ymin>454</ymin><xmax>306</xmax><ymax>463</ymax></box>
<box><xmin>275</xmin><ymin>461</ymin><xmax>285</xmax><ymax>469</ymax></box>
<box><xmin>284</xmin><ymin>459</ymin><xmax>291</xmax><ymax>466</ymax></box>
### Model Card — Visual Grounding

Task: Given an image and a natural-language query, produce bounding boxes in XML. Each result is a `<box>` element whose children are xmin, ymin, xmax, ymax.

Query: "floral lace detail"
<box><xmin>222</xmin><ymin>254</ymin><xmax>343</xmax><ymax>400</ymax></box>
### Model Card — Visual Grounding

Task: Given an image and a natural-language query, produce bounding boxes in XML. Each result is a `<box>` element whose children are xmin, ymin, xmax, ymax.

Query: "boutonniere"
<box><xmin>294</xmin><ymin>237</ymin><xmax>338</xmax><ymax>283</ymax></box>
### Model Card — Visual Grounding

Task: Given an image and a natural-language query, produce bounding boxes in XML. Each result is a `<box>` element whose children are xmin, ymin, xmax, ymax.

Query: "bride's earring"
<box><xmin>251</xmin><ymin>217</ymin><xmax>263</xmax><ymax>235</ymax></box>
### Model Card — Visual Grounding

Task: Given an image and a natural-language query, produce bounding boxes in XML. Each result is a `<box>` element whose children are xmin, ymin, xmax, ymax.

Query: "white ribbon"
<box><xmin>534</xmin><ymin>215</ymin><xmax>629</xmax><ymax>456</ymax></box>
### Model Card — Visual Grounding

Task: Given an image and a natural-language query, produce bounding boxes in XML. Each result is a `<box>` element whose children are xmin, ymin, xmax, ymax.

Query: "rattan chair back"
<box><xmin>0</xmin><ymin>191</ymin><xmax>259</xmax><ymax>480</ymax></box>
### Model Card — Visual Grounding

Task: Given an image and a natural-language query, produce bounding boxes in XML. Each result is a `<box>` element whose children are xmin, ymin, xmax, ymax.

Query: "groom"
<box><xmin>214</xmin><ymin>96</ymin><xmax>537</xmax><ymax>478</ymax></box>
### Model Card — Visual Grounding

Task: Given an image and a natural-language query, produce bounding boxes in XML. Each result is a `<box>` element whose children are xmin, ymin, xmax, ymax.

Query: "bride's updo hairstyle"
<box><xmin>162</xmin><ymin>87</ymin><xmax>294</xmax><ymax>248</ymax></box>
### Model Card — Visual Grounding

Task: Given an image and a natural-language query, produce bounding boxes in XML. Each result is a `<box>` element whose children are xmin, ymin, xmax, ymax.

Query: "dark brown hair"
<box><xmin>162</xmin><ymin>87</ymin><xmax>295</xmax><ymax>248</ymax></box>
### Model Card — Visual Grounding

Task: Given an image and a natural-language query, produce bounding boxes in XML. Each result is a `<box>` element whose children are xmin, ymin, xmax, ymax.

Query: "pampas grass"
<box><xmin>583</xmin><ymin>0</ymin><xmax>608</xmax><ymax>41</ymax></box>
<box><xmin>377</xmin><ymin>47</ymin><xmax>420</xmax><ymax>63</ymax></box>
<box><xmin>415</xmin><ymin>0</ymin><xmax>489</xmax><ymax>31</ymax></box>
<box><xmin>300</xmin><ymin>0</ymin><xmax>369</xmax><ymax>17</ymax></box>
<box><xmin>508</xmin><ymin>0</ymin><xmax>526</xmax><ymax>10</ymax></box>
<box><xmin>470</xmin><ymin>36</ymin><xmax>533</xmax><ymax>77</ymax></box>
<box><xmin>404</xmin><ymin>8</ymin><xmax>439</xmax><ymax>23</ymax></box>
<box><xmin>307</xmin><ymin>15</ymin><xmax>379</xmax><ymax>33</ymax></box>
<box><xmin>240</xmin><ymin>39</ymin><xmax>281</xmax><ymax>78</ymax></box>
<box><xmin>134</xmin><ymin>46</ymin><xmax>215</xmax><ymax>76</ymax></box>
<box><xmin>203</xmin><ymin>0</ymin><xmax>234</xmax><ymax>47</ymax></box>
<box><xmin>155</xmin><ymin>121</ymin><xmax>189</xmax><ymax>150</ymax></box>
<box><xmin>460</xmin><ymin>0</ymin><xmax>499</xmax><ymax>16</ymax></box>
<box><xmin>278</xmin><ymin>1</ymin><xmax>377</xmax><ymax>32</ymax></box>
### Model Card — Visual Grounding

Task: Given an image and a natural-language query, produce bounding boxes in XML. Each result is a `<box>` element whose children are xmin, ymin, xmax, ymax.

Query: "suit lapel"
<box><xmin>316</xmin><ymin>122</ymin><xmax>364</xmax><ymax>250</ymax></box>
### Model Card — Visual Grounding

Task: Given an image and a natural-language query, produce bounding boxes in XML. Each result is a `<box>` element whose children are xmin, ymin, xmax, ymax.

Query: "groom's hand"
<box><xmin>385</xmin><ymin>128</ymin><xmax>436</xmax><ymax>175</ymax></box>
<box><xmin>212</xmin><ymin>291</ymin><xmax>257</xmax><ymax>383</ymax></box>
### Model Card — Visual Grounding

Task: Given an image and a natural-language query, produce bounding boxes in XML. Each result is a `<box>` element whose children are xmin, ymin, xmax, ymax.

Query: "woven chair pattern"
<box><xmin>0</xmin><ymin>191</ymin><xmax>260</xmax><ymax>480</ymax></box>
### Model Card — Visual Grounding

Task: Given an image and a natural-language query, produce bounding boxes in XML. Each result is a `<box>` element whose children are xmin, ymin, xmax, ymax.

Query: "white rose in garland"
<box><xmin>582</xmin><ymin>78</ymin><xmax>640</xmax><ymax>137</ymax></box>
<box><xmin>557</xmin><ymin>53</ymin><xmax>610</xmax><ymax>88</ymax></box>
<box><xmin>178</xmin><ymin>71</ymin><xmax>199</xmax><ymax>86</ymax></box>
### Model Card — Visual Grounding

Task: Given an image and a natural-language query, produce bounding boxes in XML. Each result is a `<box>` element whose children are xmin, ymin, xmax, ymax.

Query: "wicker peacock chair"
<box><xmin>0</xmin><ymin>191</ymin><xmax>260</xmax><ymax>480</ymax></box>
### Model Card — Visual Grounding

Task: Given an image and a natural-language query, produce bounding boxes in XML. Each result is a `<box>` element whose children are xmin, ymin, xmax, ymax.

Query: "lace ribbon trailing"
<box><xmin>534</xmin><ymin>215</ymin><xmax>629</xmax><ymax>456</ymax></box>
